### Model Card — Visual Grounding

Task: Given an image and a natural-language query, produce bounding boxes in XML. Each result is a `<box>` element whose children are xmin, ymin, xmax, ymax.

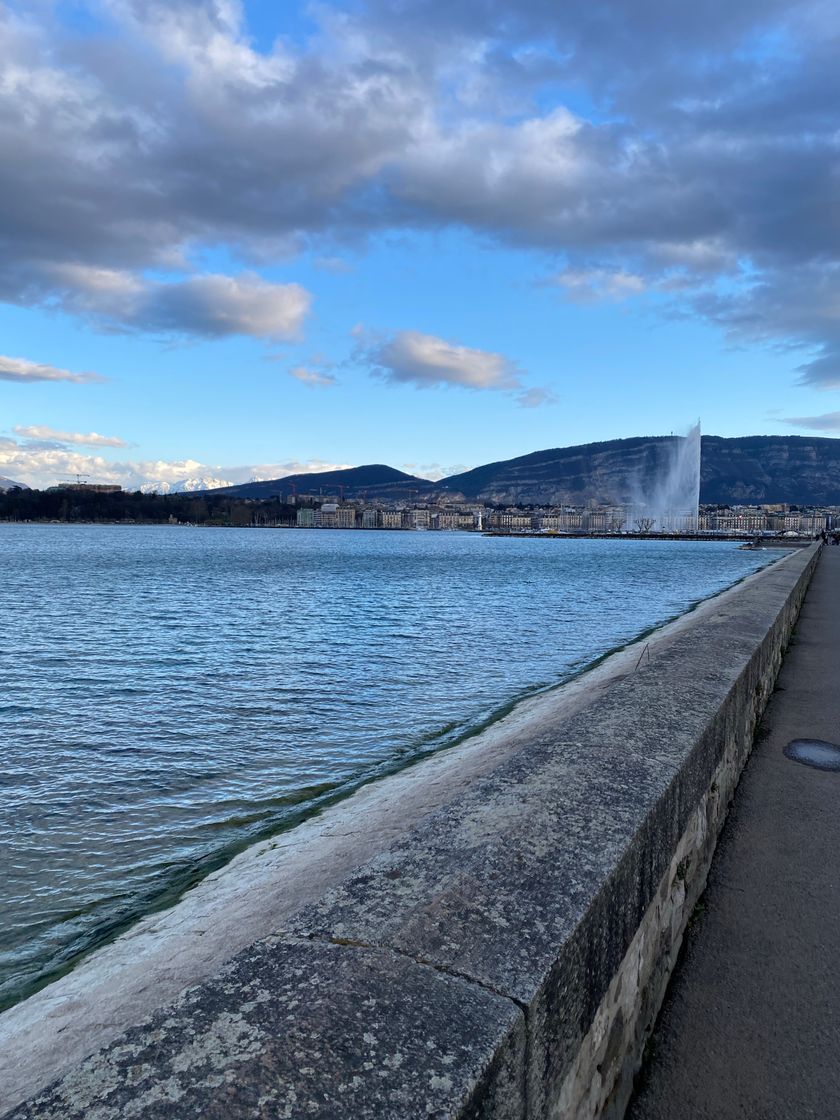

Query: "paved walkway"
<box><xmin>628</xmin><ymin>545</ymin><xmax>840</xmax><ymax>1120</ymax></box>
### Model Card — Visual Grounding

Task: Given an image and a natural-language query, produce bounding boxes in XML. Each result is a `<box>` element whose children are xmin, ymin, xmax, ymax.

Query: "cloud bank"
<box><xmin>0</xmin><ymin>0</ymin><xmax>838</xmax><ymax>381</ymax></box>
<box><xmin>0</xmin><ymin>432</ymin><xmax>355</xmax><ymax>492</ymax></box>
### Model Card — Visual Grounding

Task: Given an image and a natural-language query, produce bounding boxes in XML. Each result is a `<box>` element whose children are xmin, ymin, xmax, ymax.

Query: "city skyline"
<box><xmin>2</xmin><ymin>0</ymin><xmax>840</xmax><ymax>490</ymax></box>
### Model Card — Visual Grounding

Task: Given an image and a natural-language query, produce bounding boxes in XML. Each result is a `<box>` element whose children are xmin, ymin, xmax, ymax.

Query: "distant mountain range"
<box><xmin>0</xmin><ymin>476</ymin><xmax>28</xmax><ymax>492</ymax></box>
<box><xmin>211</xmin><ymin>435</ymin><xmax>840</xmax><ymax>507</ymax></box>
<box><xmin>141</xmin><ymin>476</ymin><xmax>234</xmax><ymax>495</ymax></box>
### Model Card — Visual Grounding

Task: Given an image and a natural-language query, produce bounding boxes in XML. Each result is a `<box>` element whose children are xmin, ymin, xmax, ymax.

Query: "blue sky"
<box><xmin>1</xmin><ymin>0</ymin><xmax>838</xmax><ymax>489</ymax></box>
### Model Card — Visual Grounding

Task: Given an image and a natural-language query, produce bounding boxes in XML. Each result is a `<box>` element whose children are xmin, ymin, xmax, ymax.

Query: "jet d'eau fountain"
<box><xmin>631</xmin><ymin>423</ymin><xmax>701</xmax><ymax>532</ymax></box>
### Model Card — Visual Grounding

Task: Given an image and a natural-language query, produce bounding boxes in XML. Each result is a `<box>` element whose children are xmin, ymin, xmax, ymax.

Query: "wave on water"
<box><xmin>0</xmin><ymin>526</ymin><xmax>777</xmax><ymax>1009</ymax></box>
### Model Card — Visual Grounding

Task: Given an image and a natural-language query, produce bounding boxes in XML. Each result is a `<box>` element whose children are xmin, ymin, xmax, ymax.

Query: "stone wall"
<box><xmin>5</xmin><ymin>545</ymin><xmax>820</xmax><ymax>1120</ymax></box>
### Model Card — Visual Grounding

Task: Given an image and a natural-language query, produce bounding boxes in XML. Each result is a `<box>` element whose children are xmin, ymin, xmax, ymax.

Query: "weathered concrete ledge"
<box><xmin>3</xmin><ymin>545</ymin><xmax>820</xmax><ymax>1119</ymax></box>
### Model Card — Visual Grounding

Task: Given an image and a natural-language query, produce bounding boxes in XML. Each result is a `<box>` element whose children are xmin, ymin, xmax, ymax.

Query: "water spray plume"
<box><xmin>633</xmin><ymin>423</ymin><xmax>701</xmax><ymax>532</ymax></box>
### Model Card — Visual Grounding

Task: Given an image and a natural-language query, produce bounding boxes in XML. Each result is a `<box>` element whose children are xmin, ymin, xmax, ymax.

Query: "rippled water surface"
<box><xmin>0</xmin><ymin>525</ymin><xmax>776</xmax><ymax>1008</ymax></box>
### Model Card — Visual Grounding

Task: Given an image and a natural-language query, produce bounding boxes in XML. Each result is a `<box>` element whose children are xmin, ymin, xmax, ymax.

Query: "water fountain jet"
<box><xmin>631</xmin><ymin>423</ymin><xmax>701</xmax><ymax>532</ymax></box>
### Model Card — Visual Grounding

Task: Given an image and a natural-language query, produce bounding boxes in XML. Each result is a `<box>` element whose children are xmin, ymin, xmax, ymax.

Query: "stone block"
<box><xmin>7</xmin><ymin>939</ymin><xmax>526</xmax><ymax>1120</ymax></box>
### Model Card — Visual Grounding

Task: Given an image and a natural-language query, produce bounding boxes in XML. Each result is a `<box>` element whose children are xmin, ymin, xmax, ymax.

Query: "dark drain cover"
<box><xmin>783</xmin><ymin>739</ymin><xmax>840</xmax><ymax>772</ymax></box>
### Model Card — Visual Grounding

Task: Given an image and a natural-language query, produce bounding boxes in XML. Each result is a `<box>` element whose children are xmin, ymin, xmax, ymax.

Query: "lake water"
<box><xmin>0</xmin><ymin>525</ymin><xmax>776</xmax><ymax>1010</ymax></box>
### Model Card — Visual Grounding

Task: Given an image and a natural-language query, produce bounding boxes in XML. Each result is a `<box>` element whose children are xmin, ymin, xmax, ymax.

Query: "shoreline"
<box><xmin>0</xmin><ymin>520</ymin><xmax>821</xmax><ymax>544</ymax></box>
<box><xmin>0</xmin><ymin>547</ymin><xmax>792</xmax><ymax>1114</ymax></box>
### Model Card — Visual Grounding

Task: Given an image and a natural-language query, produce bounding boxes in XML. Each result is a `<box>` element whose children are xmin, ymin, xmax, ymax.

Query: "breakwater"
<box><xmin>1</xmin><ymin>544</ymin><xmax>819</xmax><ymax>1119</ymax></box>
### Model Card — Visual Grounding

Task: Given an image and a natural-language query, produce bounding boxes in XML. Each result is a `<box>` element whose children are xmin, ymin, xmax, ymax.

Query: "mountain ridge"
<box><xmin>212</xmin><ymin>464</ymin><xmax>428</xmax><ymax>500</ymax></box>
<box><xmin>205</xmin><ymin>435</ymin><xmax>840</xmax><ymax>507</ymax></box>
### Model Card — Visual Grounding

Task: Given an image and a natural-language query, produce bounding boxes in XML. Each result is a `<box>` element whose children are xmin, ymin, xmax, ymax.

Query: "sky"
<box><xmin>1</xmin><ymin>0</ymin><xmax>840</xmax><ymax>490</ymax></box>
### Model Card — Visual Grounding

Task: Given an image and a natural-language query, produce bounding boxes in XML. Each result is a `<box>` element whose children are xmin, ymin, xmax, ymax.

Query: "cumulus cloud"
<box><xmin>357</xmin><ymin>328</ymin><xmax>555</xmax><ymax>407</ymax></box>
<box><xmin>356</xmin><ymin>328</ymin><xmax>557</xmax><ymax>407</ymax></box>
<box><xmin>0</xmin><ymin>355</ymin><xmax>104</xmax><ymax>384</ymax></box>
<box><xmin>362</xmin><ymin>329</ymin><xmax>521</xmax><ymax>391</ymax></box>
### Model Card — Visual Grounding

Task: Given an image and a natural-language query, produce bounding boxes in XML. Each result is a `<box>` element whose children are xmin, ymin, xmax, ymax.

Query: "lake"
<box><xmin>0</xmin><ymin>525</ymin><xmax>776</xmax><ymax>1009</ymax></box>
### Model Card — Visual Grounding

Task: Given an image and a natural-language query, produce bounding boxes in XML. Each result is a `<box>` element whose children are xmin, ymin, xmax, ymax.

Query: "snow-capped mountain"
<box><xmin>140</xmin><ymin>476</ymin><xmax>234</xmax><ymax>495</ymax></box>
<box><xmin>0</xmin><ymin>476</ymin><xmax>29</xmax><ymax>491</ymax></box>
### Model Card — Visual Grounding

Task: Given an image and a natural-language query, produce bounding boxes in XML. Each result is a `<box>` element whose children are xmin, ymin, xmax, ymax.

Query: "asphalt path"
<box><xmin>628</xmin><ymin>544</ymin><xmax>840</xmax><ymax>1120</ymax></box>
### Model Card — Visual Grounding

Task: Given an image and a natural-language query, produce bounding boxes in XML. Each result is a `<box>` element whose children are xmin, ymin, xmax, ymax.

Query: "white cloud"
<box><xmin>357</xmin><ymin>328</ymin><xmax>555</xmax><ymax>407</ymax></box>
<box><xmin>363</xmin><ymin>329</ymin><xmax>522</xmax><ymax>391</ymax></box>
<box><xmin>13</xmin><ymin>425</ymin><xmax>127</xmax><ymax>448</ymax></box>
<box><xmin>289</xmin><ymin>365</ymin><xmax>338</xmax><ymax>387</ymax></box>
<box><xmin>0</xmin><ymin>355</ymin><xmax>104</xmax><ymax>384</ymax></box>
<box><xmin>400</xmin><ymin>461</ymin><xmax>471</xmax><ymax>480</ymax></box>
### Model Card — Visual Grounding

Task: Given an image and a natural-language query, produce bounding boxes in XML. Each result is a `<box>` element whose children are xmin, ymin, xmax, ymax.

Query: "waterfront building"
<box><xmin>311</xmin><ymin>503</ymin><xmax>357</xmax><ymax>528</ymax></box>
<box><xmin>314</xmin><ymin>503</ymin><xmax>338</xmax><ymax>528</ymax></box>
<box><xmin>585</xmin><ymin>511</ymin><xmax>608</xmax><ymax>531</ymax></box>
<box><xmin>710</xmin><ymin>512</ymin><xmax>768</xmax><ymax>532</ymax></box>
<box><xmin>491</xmin><ymin>512</ymin><xmax>533</xmax><ymax>531</ymax></box>
<box><xmin>294</xmin><ymin>498</ymin><xmax>839</xmax><ymax>536</ymax></box>
<box><xmin>797</xmin><ymin>512</ymin><xmax>827</xmax><ymax>534</ymax></box>
<box><xmin>536</xmin><ymin>514</ymin><xmax>565</xmax><ymax>531</ymax></box>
